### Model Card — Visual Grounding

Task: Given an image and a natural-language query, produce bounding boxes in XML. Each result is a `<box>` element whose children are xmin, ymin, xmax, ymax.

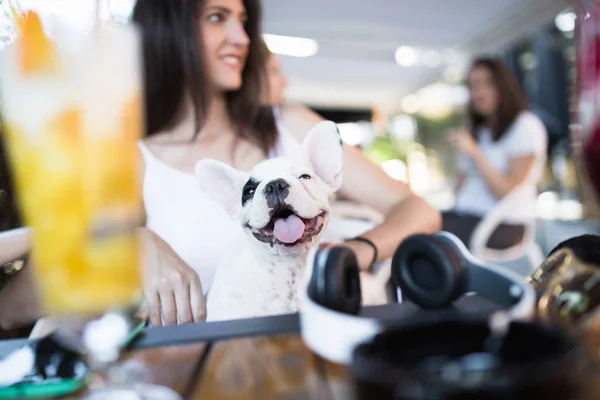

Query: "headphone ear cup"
<box><xmin>392</xmin><ymin>234</ymin><xmax>466</xmax><ymax>309</ymax></box>
<box><xmin>309</xmin><ymin>245</ymin><xmax>362</xmax><ymax>315</ymax></box>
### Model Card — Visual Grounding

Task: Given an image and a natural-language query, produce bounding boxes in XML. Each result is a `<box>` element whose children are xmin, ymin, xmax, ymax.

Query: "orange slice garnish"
<box><xmin>48</xmin><ymin>106</ymin><xmax>81</xmax><ymax>147</ymax></box>
<box><xmin>15</xmin><ymin>10</ymin><xmax>58</xmax><ymax>75</ymax></box>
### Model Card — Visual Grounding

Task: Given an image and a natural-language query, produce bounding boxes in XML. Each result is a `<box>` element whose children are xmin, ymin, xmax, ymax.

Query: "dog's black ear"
<box><xmin>548</xmin><ymin>234</ymin><xmax>600</xmax><ymax>266</ymax></box>
<box><xmin>195</xmin><ymin>159</ymin><xmax>250</xmax><ymax>219</ymax></box>
<box><xmin>302</xmin><ymin>121</ymin><xmax>343</xmax><ymax>191</ymax></box>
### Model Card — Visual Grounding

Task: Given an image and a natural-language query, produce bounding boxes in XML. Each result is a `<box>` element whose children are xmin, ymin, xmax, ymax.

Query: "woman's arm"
<box><xmin>0</xmin><ymin>227</ymin><xmax>30</xmax><ymax>265</ymax></box>
<box><xmin>335</xmin><ymin>145</ymin><xmax>441</xmax><ymax>270</ymax></box>
<box><xmin>446</xmin><ymin>129</ymin><xmax>536</xmax><ymax>199</ymax></box>
<box><xmin>137</xmin><ymin>147</ymin><xmax>206</xmax><ymax>325</ymax></box>
<box><xmin>0</xmin><ymin>261</ymin><xmax>42</xmax><ymax>331</ymax></box>
<box><xmin>454</xmin><ymin>172</ymin><xmax>466</xmax><ymax>194</ymax></box>
<box><xmin>0</xmin><ymin>228</ymin><xmax>42</xmax><ymax>330</ymax></box>
<box><xmin>469</xmin><ymin>149</ymin><xmax>535</xmax><ymax>198</ymax></box>
<box><xmin>280</xmin><ymin>105</ymin><xmax>441</xmax><ymax>271</ymax></box>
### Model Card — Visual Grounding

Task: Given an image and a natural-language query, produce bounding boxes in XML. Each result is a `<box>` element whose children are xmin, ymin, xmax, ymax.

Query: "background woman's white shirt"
<box><xmin>454</xmin><ymin>111</ymin><xmax>548</xmax><ymax>223</ymax></box>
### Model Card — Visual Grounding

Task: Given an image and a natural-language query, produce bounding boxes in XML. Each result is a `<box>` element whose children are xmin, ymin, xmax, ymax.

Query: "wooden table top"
<box><xmin>84</xmin><ymin>331</ymin><xmax>600</xmax><ymax>400</ymax></box>
<box><xmin>103</xmin><ymin>297</ymin><xmax>500</xmax><ymax>399</ymax></box>
<box><xmin>59</xmin><ymin>333</ymin><xmax>349</xmax><ymax>400</ymax></box>
<box><xmin>1</xmin><ymin>299</ymin><xmax>595</xmax><ymax>399</ymax></box>
<box><xmin>121</xmin><ymin>334</ymin><xmax>351</xmax><ymax>400</ymax></box>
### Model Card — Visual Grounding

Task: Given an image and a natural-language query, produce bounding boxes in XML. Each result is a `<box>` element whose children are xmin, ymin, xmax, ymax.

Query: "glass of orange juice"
<box><xmin>0</xmin><ymin>8</ymin><xmax>180</xmax><ymax>399</ymax></box>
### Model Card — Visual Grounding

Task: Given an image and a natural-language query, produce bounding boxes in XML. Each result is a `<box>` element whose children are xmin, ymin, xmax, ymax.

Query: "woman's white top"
<box><xmin>454</xmin><ymin>111</ymin><xmax>548</xmax><ymax>223</ymax></box>
<box><xmin>138</xmin><ymin>112</ymin><xmax>301</xmax><ymax>293</ymax></box>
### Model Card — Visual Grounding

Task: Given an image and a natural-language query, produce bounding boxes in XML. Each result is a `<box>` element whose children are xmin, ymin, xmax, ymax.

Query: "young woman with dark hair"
<box><xmin>443</xmin><ymin>57</ymin><xmax>548</xmax><ymax>249</ymax></box>
<box><xmin>132</xmin><ymin>0</ymin><xmax>440</xmax><ymax>326</ymax></box>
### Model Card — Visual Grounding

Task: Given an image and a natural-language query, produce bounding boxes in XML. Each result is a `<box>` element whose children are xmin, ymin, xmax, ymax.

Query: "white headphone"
<box><xmin>299</xmin><ymin>232</ymin><xmax>536</xmax><ymax>365</ymax></box>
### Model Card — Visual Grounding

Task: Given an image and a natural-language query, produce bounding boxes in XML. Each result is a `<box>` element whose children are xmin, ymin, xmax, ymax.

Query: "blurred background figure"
<box><xmin>263</xmin><ymin>41</ymin><xmax>287</xmax><ymax>107</ymax></box>
<box><xmin>443</xmin><ymin>58</ymin><xmax>548</xmax><ymax>250</ymax></box>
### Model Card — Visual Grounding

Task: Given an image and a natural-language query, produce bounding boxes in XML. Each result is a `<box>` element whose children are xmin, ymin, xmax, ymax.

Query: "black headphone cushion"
<box><xmin>308</xmin><ymin>245</ymin><xmax>362</xmax><ymax>315</ymax></box>
<box><xmin>392</xmin><ymin>234</ymin><xmax>467</xmax><ymax>308</ymax></box>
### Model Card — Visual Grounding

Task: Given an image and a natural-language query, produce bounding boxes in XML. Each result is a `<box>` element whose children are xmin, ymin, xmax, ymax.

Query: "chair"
<box><xmin>468</xmin><ymin>182</ymin><xmax>544</xmax><ymax>272</ymax></box>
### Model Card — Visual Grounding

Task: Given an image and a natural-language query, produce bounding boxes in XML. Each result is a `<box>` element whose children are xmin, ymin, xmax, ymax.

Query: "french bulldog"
<box><xmin>196</xmin><ymin>121</ymin><xmax>343</xmax><ymax>321</ymax></box>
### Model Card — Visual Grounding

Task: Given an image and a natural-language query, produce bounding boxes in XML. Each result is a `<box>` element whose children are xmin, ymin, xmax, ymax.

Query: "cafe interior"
<box><xmin>1</xmin><ymin>0</ymin><xmax>600</xmax><ymax>398</ymax></box>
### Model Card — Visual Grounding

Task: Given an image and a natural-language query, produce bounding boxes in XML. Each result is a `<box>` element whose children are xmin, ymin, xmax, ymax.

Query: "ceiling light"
<box><xmin>263</xmin><ymin>33</ymin><xmax>318</xmax><ymax>57</ymax></box>
<box><xmin>555</xmin><ymin>11</ymin><xmax>576</xmax><ymax>32</ymax></box>
<box><xmin>395</xmin><ymin>46</ymin><xmax>417</xmax><ymax>67</ymax></box>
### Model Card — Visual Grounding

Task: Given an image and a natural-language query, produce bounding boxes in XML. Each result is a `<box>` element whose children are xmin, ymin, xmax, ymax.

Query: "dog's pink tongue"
<box><xmin>273</xmin><ymin>214</ymin><xmax>305</xmax><ymax>244</ymax></box>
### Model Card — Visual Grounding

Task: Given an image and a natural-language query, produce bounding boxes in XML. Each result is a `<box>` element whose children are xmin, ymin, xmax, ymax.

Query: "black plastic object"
<box><xmin>351</xmin><ymin>318</ymin><xmax>589</xmax><ymax>400</ymax></box>
<box><xmin>0</xmin><ymin>334</ymin><xmax>87</xmax><ymax>389</ymax></box>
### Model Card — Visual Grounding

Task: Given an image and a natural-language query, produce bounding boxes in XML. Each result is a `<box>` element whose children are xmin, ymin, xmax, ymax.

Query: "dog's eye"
<box><xmin>241</xmin><ymin>178</ymin><xmax>259</xmax><ymax>206</ymax></box>
<box><xmin>299</xmin><ymin>174</ymin><xmax>311</xmax><ymax>180</ymax></box>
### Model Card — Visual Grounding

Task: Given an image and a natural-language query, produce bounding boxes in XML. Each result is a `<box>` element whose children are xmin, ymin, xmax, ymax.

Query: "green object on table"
<box><xmin>0</xmin><ymin>376</ymin><xmax>88</xmax><ymax>399</ymax></box>
<box><xmin>120</xmin><ymin>317</ymin><xmax>148</xmax><ymax>350</ymax></box>
<box><xmin>0</xmin><ymin>318</ymin><xmax>147</xmax><ymax>398</ymax></box>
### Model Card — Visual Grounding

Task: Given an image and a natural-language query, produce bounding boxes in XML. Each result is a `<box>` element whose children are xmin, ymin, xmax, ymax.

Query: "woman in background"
<box><xmin>444</xmin><ymin>57</ymin><xmax>548</xmax><ymax>249</ymax></box>
<box><xmin>263</xmin><ymin>41</ymin><xmax>287</xmax><ymax>107</ymax></box>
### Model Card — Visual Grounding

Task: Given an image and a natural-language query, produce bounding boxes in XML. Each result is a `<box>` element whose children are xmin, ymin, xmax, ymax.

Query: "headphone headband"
<box><xmin>436</xmin><ymin>231</ymin><xmax>536</xmax><ymax>320</ymax></box>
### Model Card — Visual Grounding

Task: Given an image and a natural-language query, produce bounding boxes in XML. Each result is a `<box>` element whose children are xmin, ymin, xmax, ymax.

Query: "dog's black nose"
<box><xmin>265</xmin><ymin>179</ymin><xmax>290</xmax><ymax>194</ymax></box>
<box><xmin>264</xmin><ymin>179</ymin><xmax>290</xmax><ymax>207</ymax></box>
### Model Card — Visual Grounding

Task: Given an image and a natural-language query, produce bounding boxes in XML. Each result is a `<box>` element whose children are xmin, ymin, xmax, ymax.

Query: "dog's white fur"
<box><xmin>196</xmin><ymin>121</ymin><xmax>343</xmax><ymax>321</ymax></box>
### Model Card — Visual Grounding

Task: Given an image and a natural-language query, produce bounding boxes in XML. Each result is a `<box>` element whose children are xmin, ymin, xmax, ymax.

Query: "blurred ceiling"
<box><xmin>2</xmin><ymin>0</ymin><xmax>572</xmax><ymax>112</ymax></box>
<box><xmin>262</xmin><ymin>0</ymin><xmax>572</xmax><ymax>111</ymax></box>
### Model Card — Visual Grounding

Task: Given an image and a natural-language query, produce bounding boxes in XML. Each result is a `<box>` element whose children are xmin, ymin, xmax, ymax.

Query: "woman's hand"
<box><xmin>139</xmin><ymin>228</ymin><xmax>206</xmax><ymax>326</ymax></box>
<box><xmin>447</xmin><ymin>128</ymin><xmax>537</xmax><ymax>199</ymax></box>
<box><xmin>447</xmin><ymin>129</ymin><xmax>478</xmax><ymax>158</ymax></box>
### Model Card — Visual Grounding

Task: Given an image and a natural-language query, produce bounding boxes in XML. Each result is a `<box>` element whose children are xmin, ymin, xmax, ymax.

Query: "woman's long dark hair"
<box><xmin>467</xmin><ymin>57</ymin><xmax>527</xmax><ymax>142</ymax></box>
<box><xmin>131</xmin><ymin>0</ymin><xmax>278</xmax><ymax>155</ymax></box>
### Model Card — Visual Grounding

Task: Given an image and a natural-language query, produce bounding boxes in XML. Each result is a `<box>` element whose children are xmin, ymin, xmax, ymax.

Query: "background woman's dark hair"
<box><xmin>467</xmin><ymin>57</ymin><xmax>528</xmax><ymax>142</ymax></box>
<box><xmin>131</xmin><ymin>0</ymin><xmax>278</xmax><ymax>155</ymax></box>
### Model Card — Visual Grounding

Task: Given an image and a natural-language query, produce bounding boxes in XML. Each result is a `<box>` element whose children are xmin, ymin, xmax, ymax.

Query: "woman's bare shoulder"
<box><xmin>140</xmin><ymin>131</ymin><xmax>190</xmax><ymax>167</ymax></box>
<box><xmin>142</xmin><ymin>132</ymin><xmax>174</xmax><ymax>153</ymax></box>
<box><xmin>280</xmin><ymin>103</ymin><xmax>323</xmax><ymax>122</ymax></box>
